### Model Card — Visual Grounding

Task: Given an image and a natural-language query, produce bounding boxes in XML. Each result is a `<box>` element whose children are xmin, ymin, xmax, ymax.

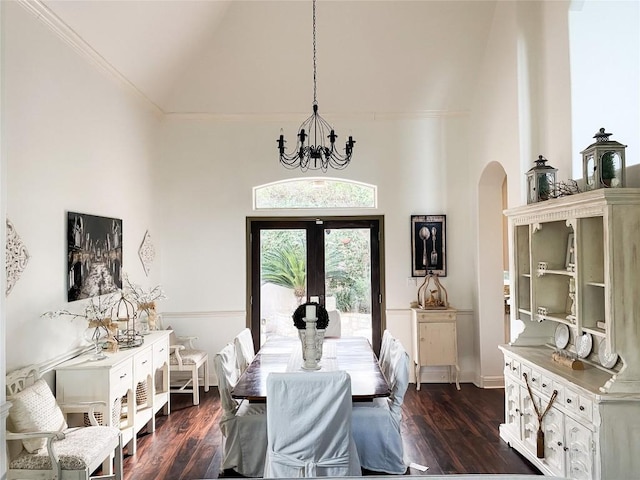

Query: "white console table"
<box><xmin>55</xmin><ymin>330</ymin><xmax>170</xmax><ymax>454</ymax></box>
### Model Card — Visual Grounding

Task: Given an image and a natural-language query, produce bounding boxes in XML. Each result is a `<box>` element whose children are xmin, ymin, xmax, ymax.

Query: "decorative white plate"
<box><xmin>554</xmin><ymin>324</ymin><xmax>570</xmax><ymax>349</ymax></box>
<box><xmin>576</xmin><ymin>332</ymin><xmax>593</xmax><ymax>358</ymax></box>
<box><xmin>598</xmin><ymin>338</ymin><xmax>618</xmax><ymax>368</ymax></box>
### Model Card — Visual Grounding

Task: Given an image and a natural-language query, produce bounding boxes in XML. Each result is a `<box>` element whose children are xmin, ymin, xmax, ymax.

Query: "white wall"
<box><xmin>467</xmin><ymin>1</ymin><xmax>574</xmax><ymax>386</ymax></box>
<box><xmin>1</xmin><ymin>1</ymin><xmax>8</xmax><ymax>475</ymax></box>
<box><xmin>3</xmin><ymin>2</ymin><xmax>160</xmax><ymax>371</ymax></box>
<box><xmin>155</xmin><ymin>113</ymin><xmax>476</xmax><ymax>382</ymax></box>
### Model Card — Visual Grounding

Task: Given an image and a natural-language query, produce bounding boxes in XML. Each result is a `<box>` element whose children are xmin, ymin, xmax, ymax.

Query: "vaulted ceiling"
<box><xmin>42</xmin><ymin>0</ymin><xmax>497</xmax><ymax>115</ymax></box>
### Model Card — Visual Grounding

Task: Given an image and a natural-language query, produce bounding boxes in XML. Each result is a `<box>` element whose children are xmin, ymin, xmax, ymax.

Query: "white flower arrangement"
<box><xmin>123</xmin><ymin>274</ymin><xmax>166</xmax><ymax>308</ymax></box>
<box><xmin>122</xmin><ymin>274</ymin><xmax>166</xmax><ymax>330</ymax></box>
<box><xmin>42</xmin><ymin>292</ymin><xmax>119</xmax><ymax>321</ymax></box>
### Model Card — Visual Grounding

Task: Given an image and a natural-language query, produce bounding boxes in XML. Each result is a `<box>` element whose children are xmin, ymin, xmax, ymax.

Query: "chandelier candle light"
<box><xmin>277</xmin><ymin>0</ymin><xmax>355</xmax><ymax>172</ymax></box>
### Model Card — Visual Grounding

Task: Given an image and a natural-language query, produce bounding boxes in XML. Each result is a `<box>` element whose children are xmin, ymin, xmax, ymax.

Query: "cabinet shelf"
<box><xmin>539</xmin><ymin>314</ymin><xmax>574</xmax><ymax>326</ymax></box>
<box><xmin>582</xmin><ymin>326</ymin><xmax>606</xmax><ymax>338</ymax></box>
<box><xmin>536</xmin><ymin>269</ymin><xmax>575</xmax><ymax>277</ymax></box>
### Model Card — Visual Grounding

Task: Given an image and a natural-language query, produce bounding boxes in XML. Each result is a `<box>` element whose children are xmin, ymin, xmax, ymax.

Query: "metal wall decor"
<box><xmin>277</xmin><ymin>0</ymin><xmax>355</xmax><ymax>171</ymax></box>
<box><xmin>138</xmin><ymin>230</ymin><xmax>155</xmax><ymax>277</ymax></box>
<box><xmin>411</xmin><ymin>215</ymin><xmax>447</xmax><ymax>277</ymax></box>
<box><xmin>6</xmin><ymin>218</ymin><xmax>31</xmax><ymax>296</ymax></box>
<box><xmin>68</xmin><ymin>212</ymin><xmax>122</xmax><ymax>302</ymax></box>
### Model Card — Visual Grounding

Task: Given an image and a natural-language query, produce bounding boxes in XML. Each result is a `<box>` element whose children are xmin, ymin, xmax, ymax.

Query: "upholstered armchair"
<box><xmin>5</xmin><ymin>366</ymin><xmax>123</xmax><ymax>480</ymax></box>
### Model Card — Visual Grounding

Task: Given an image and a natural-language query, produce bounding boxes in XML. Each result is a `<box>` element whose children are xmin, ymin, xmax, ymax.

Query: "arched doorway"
<box><xmin>476</xmin><ymin>161</ymin><xmax>509</xmax><ymax>387</ymax></box>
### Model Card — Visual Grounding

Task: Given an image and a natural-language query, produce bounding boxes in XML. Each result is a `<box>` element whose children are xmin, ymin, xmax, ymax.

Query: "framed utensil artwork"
<box><xmin>411</xmin><ymin>215</ymin><xmax>446</xmax><ymax>277</ymax></box>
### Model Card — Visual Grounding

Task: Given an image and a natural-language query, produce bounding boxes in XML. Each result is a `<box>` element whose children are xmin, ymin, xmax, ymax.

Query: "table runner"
<box><xmin>285</xmin><ymin>340</ymin><xmax>338</xmax><ymax>372</ymax></box>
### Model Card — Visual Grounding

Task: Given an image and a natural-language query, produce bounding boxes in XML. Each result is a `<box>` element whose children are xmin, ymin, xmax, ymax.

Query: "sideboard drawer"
<box><xmin>153</xmin><ymin>339</ymin><xmax>169</xmax><ymax>370</ymax></box>
<box><xmin>134</xmin><ymin>347</ymin><xmax>153</xmax><ymax>382</ymax></box>
<box><xmin>111</xmin><ymin>360</ymin><xmax>133</xmax><ymax>397</ymax></box>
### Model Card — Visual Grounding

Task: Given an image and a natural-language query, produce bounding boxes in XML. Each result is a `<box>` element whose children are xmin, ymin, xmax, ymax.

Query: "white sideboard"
<box><xmin>411</xmin><ymin>307</ymin><xmax>459</xmax><ymax>390</ymax></box>
<box><xmin>55</xmin><ymin>330</ymin><xmax>170</xmax><ymax>455</ymax></box>
<box><xmin>501</xmin><ymin>189</ymin><xmax>640</xmax><ymax>479</ymax></box>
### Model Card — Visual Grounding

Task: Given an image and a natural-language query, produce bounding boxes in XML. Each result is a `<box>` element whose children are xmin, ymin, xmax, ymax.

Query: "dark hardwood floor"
<box><xmin>123</xmin><ymin>384</ymin><xmax>540</xmax><ymax>479</ymax></box>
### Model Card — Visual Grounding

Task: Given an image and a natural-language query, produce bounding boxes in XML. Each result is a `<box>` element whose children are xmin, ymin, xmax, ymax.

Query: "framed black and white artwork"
<box><xmin>411</xmin><ymin>215</ymin><xmax>447</xmax><ymax>277</ymax></box>
<box><xmin>67</xmin><ymin>212</ymin><xmax>123</xmax><ymax>302</ymax></box>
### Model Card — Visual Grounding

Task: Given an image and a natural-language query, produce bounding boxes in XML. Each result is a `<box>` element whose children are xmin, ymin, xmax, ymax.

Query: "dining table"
<box><xmin>231</xmin><ymin>336</ymin><xmax>390</xmax><ymax>402</ymax></box>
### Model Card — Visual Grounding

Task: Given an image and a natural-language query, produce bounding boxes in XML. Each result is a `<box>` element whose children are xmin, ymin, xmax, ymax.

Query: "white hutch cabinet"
<box><xmin>501</xmin><ymin>189</ymin><xmax>640</xmax><ymax>480</ymax></box>
<box><xmin>55</xmin><ymin>330</ymin><xmax>170</xmax><ymax>455</ymax></box>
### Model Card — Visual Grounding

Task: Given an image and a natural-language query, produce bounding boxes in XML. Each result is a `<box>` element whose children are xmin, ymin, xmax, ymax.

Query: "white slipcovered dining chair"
<box><xmin>5</xmin><ymin>366</ymin><xmax>123</xmax><ymax>480</ymax></box>
<box><xmin>378</xmin><ymin>329</ymin><xmax>395</xmax><ymax>379</ymax></box>
<box><xmin>214</xmin><ymin>343</ymin><xmax>267</xmax><ymax>477</ymax></box>
<box><xmin>352</xmin><ymin>338</ymin><xmax>410</xmax><ymax>474</ymax></box>
<box><xmin>167</xmin><ymin>326</ymin><xmax>209</xmax><ymax>405</ymax></box>
<box><xmin>264</xmin><ymin>371</ymin><xmax>361</xmax><ymax>478</ymax></box>
<box><xmin>234</xmin><ymin>328</ymin><xmax>256</xmax><ymax>374</ymax></box>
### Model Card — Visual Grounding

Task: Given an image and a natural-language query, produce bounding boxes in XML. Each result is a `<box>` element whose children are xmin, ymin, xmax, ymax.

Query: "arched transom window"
<box><xmin>254</xmin><ymin>178</ymin><xmax>377</xmax><ymax>210</ymax></box>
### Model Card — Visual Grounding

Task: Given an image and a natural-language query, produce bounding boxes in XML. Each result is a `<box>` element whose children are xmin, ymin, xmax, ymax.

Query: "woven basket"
<box><xmin>136</xmin><ymin>379</ymin><xmax>149</xmax><ymax>406</ymax></box>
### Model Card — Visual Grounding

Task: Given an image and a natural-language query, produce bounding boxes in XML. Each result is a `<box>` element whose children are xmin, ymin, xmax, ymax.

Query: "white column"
<box><xmin>1</xmin><ymin>1</ymin><xmax>9</xmax><ymax>477</ymax></box>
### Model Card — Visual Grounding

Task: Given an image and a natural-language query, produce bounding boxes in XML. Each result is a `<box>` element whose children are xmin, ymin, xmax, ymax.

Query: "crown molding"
<box><xmin>16</xmin><ymin>1</ymin><xmax>471</xmax><ymax>123</ymax></box>
<box><xmin>163</xmin><ymin>110</ymin><xmax>470</xmax><ymax>123</ymax></box>
<box><xmin>17</xmin><ymin>0</ymin><xmax>164</xmax><ymax>117</ymax></box>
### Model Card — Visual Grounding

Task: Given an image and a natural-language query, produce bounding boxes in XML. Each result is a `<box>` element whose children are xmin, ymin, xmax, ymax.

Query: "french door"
<box><xmin>248</xmin><ymin>216</ymin><xmax>384</xmax><ymax>355</ymax></box>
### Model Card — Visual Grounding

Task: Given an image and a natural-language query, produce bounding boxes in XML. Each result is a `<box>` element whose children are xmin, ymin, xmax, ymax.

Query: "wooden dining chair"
<box><xmin>233</xmin><ymin>328</ymin><xmax>255</xmax><ymax>374</ymax></box>
<box><xmin>214</xmin><ymin>343</ymin><xmax>267</xmax><ymax>477</ymax></box>
<box><xmin>264</xmin><ymin>371</ymin><xmax>361</xmax><ymax>478</ymax></box>
<box><xmin>5</xmin><ymin>366</ymin><xmax>123</xmax><ymax>480</ymax></box>
<box><xmin>166</xmin><ymin>326</ymin><xmax>209</xmax><ymax>405</ymax></box>
<box><xmin>351</xmin><ymin>338</ymin><xmax>410</xmax><ymax>474</ymax></box>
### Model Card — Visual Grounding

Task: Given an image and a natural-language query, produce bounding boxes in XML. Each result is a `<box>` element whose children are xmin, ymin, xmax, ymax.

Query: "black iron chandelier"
<box><xmin>277</xmin><ymin>0</ymin><xmax>355</xmax><ymax>172</ymax></box>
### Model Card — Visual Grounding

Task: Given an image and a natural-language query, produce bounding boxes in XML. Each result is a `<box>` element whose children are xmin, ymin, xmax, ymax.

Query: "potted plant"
<box><xmin>601</xmin><ymin>151</ymin><xmax>616</xmax><ymax>187</ymax></box>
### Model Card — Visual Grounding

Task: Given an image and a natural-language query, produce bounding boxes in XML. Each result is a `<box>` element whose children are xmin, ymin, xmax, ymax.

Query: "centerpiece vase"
<box><xmin>302</xmin><ymin>317</ymin><xmax>321</xmax><ymax>370</ymax></box>
<box><xmin>315</xmin><ymin>329</ymin><xmax>325</xmax><ymax>361</ymax></box>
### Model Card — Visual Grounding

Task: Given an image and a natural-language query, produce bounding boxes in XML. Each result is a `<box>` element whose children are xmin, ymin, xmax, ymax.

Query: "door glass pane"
<box><xmin>260</xmin><ymin>229</ymin><xmax>306</xmax><ymax>345</ymax></box>
<box><xmin>324</xmin><ymin>228</ymin><xmax>372</xmax><ymax>343</ymax></box>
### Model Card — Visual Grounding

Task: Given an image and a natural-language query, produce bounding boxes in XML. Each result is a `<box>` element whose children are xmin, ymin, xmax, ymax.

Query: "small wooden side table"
<box><xmin>411</xmin><ymin>307</ymin><xmax>460</xmax><ymax>390</ymax></box>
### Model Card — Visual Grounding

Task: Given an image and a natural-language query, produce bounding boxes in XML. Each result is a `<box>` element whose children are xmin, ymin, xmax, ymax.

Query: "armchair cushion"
<box><xmin>9</xmin><ymin>425</ymin><xmax>121</xmax><ymax>471</ymax></box>
<box><xmin>8</xmin><ymin>379</ymin><xmax>68</xmax><ymax>453</ymax></box>
<box><xmin>170</xmin><ymin>349</ymin><xmax>207</xmax><ymax>366</ymax></box>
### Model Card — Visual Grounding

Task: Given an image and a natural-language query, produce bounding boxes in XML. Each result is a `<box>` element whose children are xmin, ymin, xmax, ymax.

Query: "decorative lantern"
<box><xmin>113</xmin><ymin>292</ymin><xmax>143</xmax><ymax>348</ymax></box>
<box><xmin>526</xmin><ymin>155</ymin><xmax>557</xmax><ymax>204</ymax></box>
<box><xmin>417</xmin><ymin>272</ymin><xmax>449</xmax><ymax>309</ymax></box>
<box><xmin>581</xmin><ymin>128</ymin><xmax>626</xmax><ymax>190</ymax></box>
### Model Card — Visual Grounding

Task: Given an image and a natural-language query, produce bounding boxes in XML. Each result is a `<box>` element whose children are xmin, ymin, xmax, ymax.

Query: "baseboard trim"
<box><xmin>478</xmin><ymin>375</ymin><xmax>505</xmax><ymax>389</ymax></box>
